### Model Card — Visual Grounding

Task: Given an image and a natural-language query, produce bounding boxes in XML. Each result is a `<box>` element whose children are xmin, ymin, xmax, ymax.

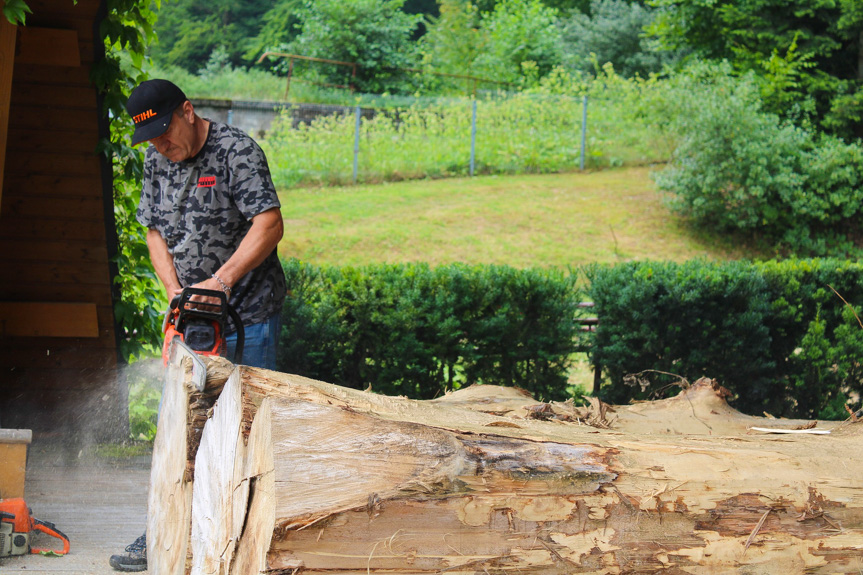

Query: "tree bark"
<box><xmin>151</xmin><ymin>361</ymin><xmax>863</xmax><ymax>574</ymax></box>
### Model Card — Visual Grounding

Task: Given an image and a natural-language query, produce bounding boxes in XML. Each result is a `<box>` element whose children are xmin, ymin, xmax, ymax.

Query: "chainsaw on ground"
<box><xmin>0</xmin><ymin>498</ymin><xmax>69</xmax><ymax>557</ymax></box>
<box><xmin>161</xmin><ymin>287</ymin><xmax>245</xmax><ymax>366</ymax></box>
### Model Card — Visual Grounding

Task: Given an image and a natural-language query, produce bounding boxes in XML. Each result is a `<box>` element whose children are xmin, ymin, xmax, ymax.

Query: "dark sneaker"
<box><xmin>109</xmin><ymin>532</ymin><xmax>147</xmax><ymax>572</ymax></box>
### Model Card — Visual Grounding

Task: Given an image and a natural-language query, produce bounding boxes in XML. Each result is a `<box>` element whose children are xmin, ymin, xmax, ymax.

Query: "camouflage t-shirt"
<box><xmin>136</xmin><ymin>120</ymin><xmax>286</xmax><ymax>330</ymax></box>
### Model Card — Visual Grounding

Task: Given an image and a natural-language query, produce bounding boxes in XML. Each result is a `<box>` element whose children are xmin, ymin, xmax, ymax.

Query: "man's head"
<box><xmin>126</xmin><ymin>79</ymin><xmax>187</xmax><ymax>145</ymax></box>
<box><xmin>126</xmin><ymin>79</ymin><xmax>209</xmax><ymax>162</ymax></box>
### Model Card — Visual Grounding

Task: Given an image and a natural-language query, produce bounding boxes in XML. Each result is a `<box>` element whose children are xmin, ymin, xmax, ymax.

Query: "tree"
<box><xmin>150</xmin><ymin>0</ymin><xmax>276</xmax><ymax>72</ymax></box>
<box><xmin>402</xmin><ymin>0</ymin><xmax>440</xmax><ymax>38</ymax></box>
<box><xmin>560</xmin><ymin>0</ymin><xmax>684</xmax><ymax>78</ymax></box>
<box><xmin>475</xmin><ymin>0</ymin><xmax>590</xmax><ymax>15</ymax></box>
<box><xmin>422</xmin><ymin>0</ymin><xmax>563</xmax><ymax>88</ymax></box>
<box><xmin>474</xmin><ymin>0</ymin><xmax>564</xmax><ymax>84</ymax></box>
<box><xmin>286</xmin><ymin>0</ymin><xmax>422</xmax><ymax>94</ymax></box>
<box><xmin>418</xmin><ymin>0</ymin><xmax>485</xmax><ymax>91</ymax></box>
<box><xmin>648</xmin><ymin>0</ymin><xmax>863</xmax><ymax>137</ymax></box>
<box><xmin>245</xmin><ymin>0</ymin><xmax>303</xmax><ymax>63</ymax></box>
<box><xmin>150</xmin><ymin>357</ymin><xmax>863</xmax><ymax>575</ymax></box>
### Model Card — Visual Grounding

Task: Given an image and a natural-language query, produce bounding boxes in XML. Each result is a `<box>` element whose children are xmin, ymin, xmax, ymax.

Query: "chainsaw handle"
<box><xmin>227</xmin><ymin>305</ymin><xmax>244</xmax><ymax>364</ymax></box>
<box><xmin>31</xmin><ymin>519</ymin><xmax>70</xmax><ymax>555</ymax></box>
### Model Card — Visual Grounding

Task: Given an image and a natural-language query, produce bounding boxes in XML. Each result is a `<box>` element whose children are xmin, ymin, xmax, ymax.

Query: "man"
<box><xmin>109</xmin><ymin>79</ymin><xmax>286</xmax><ymax>572</ymax></box>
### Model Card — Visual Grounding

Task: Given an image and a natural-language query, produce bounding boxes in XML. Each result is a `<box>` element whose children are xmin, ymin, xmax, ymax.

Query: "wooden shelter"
<box><xmin>0</xmin><ymin>0</ymin><xmax>126</xmax><ymax>442</ymax></box>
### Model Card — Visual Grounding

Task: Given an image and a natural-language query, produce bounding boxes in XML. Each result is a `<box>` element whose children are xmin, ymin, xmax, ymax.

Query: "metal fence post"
<box><xmin>470</xmin><ymin>99</ymin><xmax>477</xmax><ymax>177</ymax></box>
<box><xmin>353</xmin><ymin>105</ymin><xmax>361</xmax><ymax>184</ymax></box>
<box><xmin>580</xmin><ymin>94</ymin><xmax>588</xmax><ymax>171</ymax></box>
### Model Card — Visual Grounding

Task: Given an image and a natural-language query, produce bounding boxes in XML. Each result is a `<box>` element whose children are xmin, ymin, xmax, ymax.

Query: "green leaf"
<box><xmin>3</xmin><ymin>0</ymin><xmax>32</xmax><ymax>25</ymax></box>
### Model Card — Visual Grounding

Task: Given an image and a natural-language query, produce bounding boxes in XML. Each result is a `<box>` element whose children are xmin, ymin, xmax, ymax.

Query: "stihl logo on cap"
<box><xmin>198</xmin><ymin>176</ymin><xmax>217</xmax><ymax>187</ymax></box>
<box><xmin>132</xmin><ymin>109</ymin><xmax>157</xmax><ymax>124</ymax></box>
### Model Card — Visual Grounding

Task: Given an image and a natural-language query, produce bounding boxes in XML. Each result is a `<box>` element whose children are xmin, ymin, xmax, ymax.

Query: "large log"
<box><xmin>146</xmin><ymin>345</ymin><xmax>233</xmax><ymax>575</ymax></box>
<box><xmin>150</xmin><ymin>359</ymin><xmax>863</xmax><ymax>574</ymax></box>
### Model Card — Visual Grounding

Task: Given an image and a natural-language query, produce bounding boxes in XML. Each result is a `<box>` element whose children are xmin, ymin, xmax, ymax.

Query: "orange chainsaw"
<box><xmin>161</xmin><ymin>287</ymin><xmax>244</xmax><ymax>365</ymax></box>
<box><xmin>0</xmin><ymin>498</ymin><xmax>70</xmax><ymax>557</ymax></box>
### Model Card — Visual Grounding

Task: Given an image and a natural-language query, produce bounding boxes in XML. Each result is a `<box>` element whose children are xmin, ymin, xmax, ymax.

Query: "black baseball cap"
<box><xmin>126</xmin><ymin>79</ymin><xmax>188</xmax><ymax>145</ymax></box>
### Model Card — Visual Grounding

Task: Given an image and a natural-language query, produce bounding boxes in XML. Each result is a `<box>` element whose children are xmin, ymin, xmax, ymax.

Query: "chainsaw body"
<box><xmin>0</xmin><ymin>498</ymin><xmax>69</xmax><ymax>557</ymax></box>
<box><xmin>162</xmin><ymin>287</ymin><xmax>244</xmax><ymax>365</ymax></box>
<box><xmin>0</xmin><ymin>521</ymin><xmax>29</xmax><ymax>556</ymax></box>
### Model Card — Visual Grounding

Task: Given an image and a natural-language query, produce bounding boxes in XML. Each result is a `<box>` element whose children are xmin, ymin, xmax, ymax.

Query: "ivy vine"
<box><xmin>97</xmin><ymin>0</ymin><xmax>166</xmax><ymax>362</ymax></box>
<box><xmin>2</xmin><ymin>0</ymin><xmax>32</xmax><ymax>25</ymax></box>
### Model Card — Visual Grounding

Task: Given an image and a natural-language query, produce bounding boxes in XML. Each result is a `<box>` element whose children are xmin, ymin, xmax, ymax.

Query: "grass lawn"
<box><xmin>277</xmin><ymin>166</ymin><xmax>761</xmax><ymax>269</ymax></box>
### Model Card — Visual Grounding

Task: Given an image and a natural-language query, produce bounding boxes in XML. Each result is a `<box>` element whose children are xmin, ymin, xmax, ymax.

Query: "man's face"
<box><xmin>148</xmin><ymin>105</ymin><xmax>196</xmax><ymax>162</ymax></box>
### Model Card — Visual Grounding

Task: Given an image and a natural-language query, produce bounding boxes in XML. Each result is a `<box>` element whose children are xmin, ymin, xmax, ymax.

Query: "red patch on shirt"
<box><xmin>198</xmin><ymin>176</ymin><xmax>217</xmax><ymax>187</ymax></box>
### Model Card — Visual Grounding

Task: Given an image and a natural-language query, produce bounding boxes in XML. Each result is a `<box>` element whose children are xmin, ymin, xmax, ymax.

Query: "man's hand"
<box><xmin>187</xmin><ymin>277</ymin><xmax>228</xmax><ymax>308</ymax></box>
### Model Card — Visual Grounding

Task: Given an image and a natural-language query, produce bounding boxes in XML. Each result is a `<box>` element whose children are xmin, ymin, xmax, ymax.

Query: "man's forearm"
<box><xmin>186</xmin><ymin>207</ymin><xmax>284</xmax><ymax>299</ymax></box>
<box><xmin>146</xmin><ymin>228</ymin><xmax>182</xmax><ymax>298</ymax></box>
<box><xmin>213</xmin><ymin>207</ymin><xmax>284</xmax><ymax>288</ymax></box>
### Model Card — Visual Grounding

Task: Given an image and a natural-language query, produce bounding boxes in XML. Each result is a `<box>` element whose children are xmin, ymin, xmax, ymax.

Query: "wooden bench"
<box><xmin>576</xmin><ymin>302</ymin><xmax>602</xmax><ymax>389</ymax></box>
<box><xmin>577</xmin><ymin>301</ymin><xmax>598</xmax><ymax>332</ymax></box>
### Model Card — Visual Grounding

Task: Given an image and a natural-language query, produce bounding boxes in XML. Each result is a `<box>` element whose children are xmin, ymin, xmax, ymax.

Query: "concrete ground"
<box><xmin>1</xmin><ymin>439</ymin><xmax>151</xmax><ymax>574</ymax></box>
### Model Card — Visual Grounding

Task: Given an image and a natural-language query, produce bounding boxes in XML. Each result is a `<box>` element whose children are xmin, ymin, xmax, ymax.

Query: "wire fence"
<box><xmin>195</xmin><ymin>91</ymin><xmax>673</xmax><ymax>189</ymax></box>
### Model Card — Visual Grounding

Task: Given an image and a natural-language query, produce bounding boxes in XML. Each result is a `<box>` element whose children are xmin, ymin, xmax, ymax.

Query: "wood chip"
<box><xmin>744</xmin><ymin>508</ymin><xmax>773</xmax><ymax>554</ymax></box>
<box><xmin>749</xmin><ymin>427</ymin><xmax>830</xmax><ymax>435</ymax></box>
<box><xmin>792</xmin><ymin>421</ymin><xmax>818</xmax><ymax>430</ymax></box>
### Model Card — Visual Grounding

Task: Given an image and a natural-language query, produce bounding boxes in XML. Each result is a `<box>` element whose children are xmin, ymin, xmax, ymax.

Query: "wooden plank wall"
<box><xmin>0</xmin><ymin>0</ymin><xmax>127</xmax><ymax>443</ymax></box>
<box><xmin>0</xmin><ymin>12</ymin><xmax>14</xmax><ymax>207</ymax></box>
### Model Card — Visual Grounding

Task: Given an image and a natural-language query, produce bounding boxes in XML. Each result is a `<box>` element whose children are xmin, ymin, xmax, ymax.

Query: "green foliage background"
<box><xmin>146</xmin><ymin>0</ymin><xmax>862</xmax><ymax>136</ymax></box>
<box><xmin>648</xmin><ymin>0</ymin><xmax>863</xmax><ymax>137</ymax></box>
<box><xmin>112</xmin><ymin>0</ymin><xmax>863</xmax><ymax>427</ymax></box>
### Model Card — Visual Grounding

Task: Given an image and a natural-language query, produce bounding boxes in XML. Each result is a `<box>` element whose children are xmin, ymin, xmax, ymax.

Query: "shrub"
<box><xmin>653</xmin><ymin>62</ymin><xmax>863</xmax><ymax>257</ymax></box>
<box><xmin>584</xmin><ymin>260</ymin><xmax>777</xmax><ymax>410</ymax></box>
<box><xmin>757</xmin><ymin>258</ymin><xmax>863</xmax><ymax>419</ymax></box>
<box><xmin>585</xmin><ymin>258</ymin><xmax>863</xmax><ymax>419</ymax></box>
<box><xmin>278</xmin><ymin>257</ymin><xmax>863</xmax><ymax>419</ymax></box>
<box><xmin>278</xmin><ymin>259</ymin><xmax>583</xmax><ymax>400</ymax></box>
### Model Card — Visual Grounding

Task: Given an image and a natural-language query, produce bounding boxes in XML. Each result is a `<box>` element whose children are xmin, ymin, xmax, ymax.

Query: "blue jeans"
<box><xmin>226</xmin><ymin>314</ymin><xmax>281</xmax><ymax>370</ymax></box>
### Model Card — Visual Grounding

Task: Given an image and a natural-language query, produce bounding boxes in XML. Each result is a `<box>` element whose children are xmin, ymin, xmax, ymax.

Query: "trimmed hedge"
<box><xmin>277</xmin><ymin>259</ymin><xmax>584</xmax><ymax>400</ymax></box>
<box><xmin>278</xmin><ymin>258</ymin><xmax>863</xmax><ymax>420</ymax></box>
<box><xmin>584</xmin><ymin>259</ymin><xmax>863</xmax><ymax>419</ymax></box>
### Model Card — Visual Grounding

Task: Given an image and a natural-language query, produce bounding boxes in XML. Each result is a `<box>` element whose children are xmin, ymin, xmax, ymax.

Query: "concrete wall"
<box><xmin>192</xmin><ymin>99</ymin><xmax>378</xmax><ymax>139</ymax></box>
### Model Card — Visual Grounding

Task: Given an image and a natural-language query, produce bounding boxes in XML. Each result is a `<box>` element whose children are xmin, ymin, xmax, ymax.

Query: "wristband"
<box><xmin>212</xmin><ymin>273</ymin><xmax>232</xmax><ymax>296</ymax></box>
